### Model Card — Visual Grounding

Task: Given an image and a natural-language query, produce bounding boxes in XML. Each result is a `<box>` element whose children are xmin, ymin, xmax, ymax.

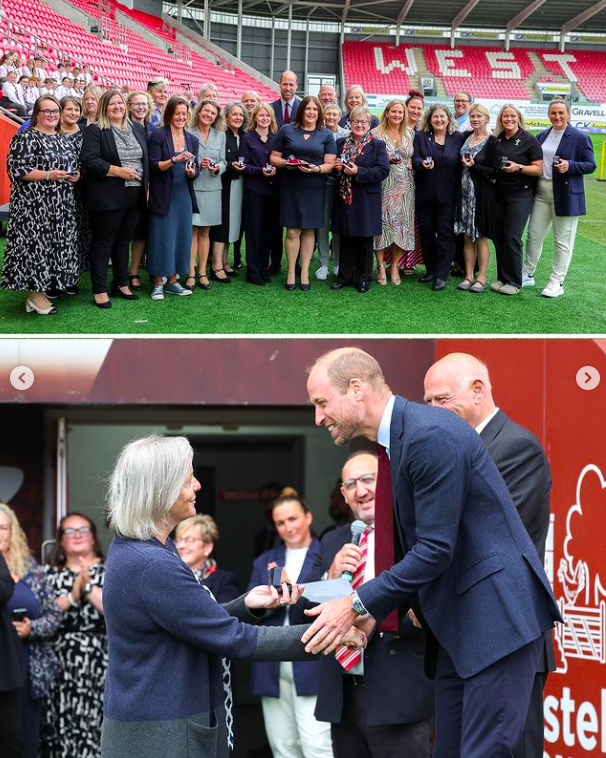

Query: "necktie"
<box><xmin>375</xmin><ymin>443</ymin><xmax>399</xmax><ymax>633</ymax></box>
<box><xmin>334</xmin><ymin>526</ymin><xmax>372</xmax><ymax>670</ymax></box>
<box><xmin>284</xmin><ymin>101</ymin><xmax>290</xmax><ymax>124</ymax></box>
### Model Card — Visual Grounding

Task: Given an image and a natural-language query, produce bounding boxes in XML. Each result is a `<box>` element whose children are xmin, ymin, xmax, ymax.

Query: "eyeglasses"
<box><xmin>176</xmin><ymin>536</ymin><xmax>204</xmax><ymax>545</ymax></box>
<box><xmin>39</xmin><ymin>109</ymin><xmax>60</xmax><ymax>117</ymax></box>
<box><xmin>351</xmin><ymin>120</ymin><xmax>369</xmax><ymax>126</ymax></box>
<box><xmin>131</xmin><ymin>102</ymin><xmax>148</xmax><ymax>108</ymax></box>
<box><xmin>341</xmin><ymin>473</ymin><xmax>376</xmax><ymax>491</ymax></box>
<box><xmin>454</xmin><ymin>99</ymin><xmax>470</xmax><ymax>104</ymax></box>
<box><xmin>63</xmin><ymin>526</ymin><xmax>92</xmax><ymax>536</ymax></box>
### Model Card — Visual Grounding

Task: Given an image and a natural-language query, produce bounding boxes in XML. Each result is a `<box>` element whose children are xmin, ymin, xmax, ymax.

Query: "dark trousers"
<box><xmin>417</xmin><ymin>200</ymin><xmax>456</xmax><ymax>281</ymax></box>
<box><xmin>332</xmin><ymin>678</ymin><xmax>431</xmax><ymax>758</ymax></box>
<box><xmin>0</xmin><ymin>97</ymin><xmax>27</xmax><ymax>117</ymax></box>
<box><xmin>0</xmin><ymin>688</ymin><xmax>24</xmax><ymax>757</ymax></box>
<box><xmin>244</xmin><ymin>191</ymin><xmax>279</xmax><ymax>280</ymax></box>
<box><xmin>494</xmin><ymin>191</ymin><xmax>534</xmax><ymax>289</ymax></box>
<box><xmin>433</xmin><ymin>637</ymin><xmax>541</xmax><ymax>758</ymax></box>
<box><xmin>337</xmin><ymin>235</ymin><xmax>373</xmax><ymax>287</ymax></box>
<box><xmin>88</xmin><ymin>188</ymin><xmax>143</xmax><ymax>294</ymax></box>
<box><xmin>513</xmin><ymin>670</ymin><xmax>549</xmax><ymax>758</ymax></box>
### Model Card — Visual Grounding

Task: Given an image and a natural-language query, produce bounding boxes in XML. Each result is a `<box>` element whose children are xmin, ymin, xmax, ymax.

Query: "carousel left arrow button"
<box><xmin>10</xmin><ymin>366</ymin><xmax>34</xmax><ymax>391</ymax></box>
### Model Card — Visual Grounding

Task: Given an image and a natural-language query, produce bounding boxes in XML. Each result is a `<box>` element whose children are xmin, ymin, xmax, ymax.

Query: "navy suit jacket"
<box><xmin>147</xmin><ymin>126</ymin><xmax>199</xmax><ymax>216</ymax></box>
<box><xmin>80</xmin><ymin>122</ymin><xmax>149</xmax><ymax>212</ymax></box>
<box><xmin>270</xmin><ymin>97</ymin><xmax>300</xmax><ymax>129</ymax></box>
<box><xmin>412</xmin><ymin>130</ymin><xmax>467</xmax><ymax>206</ymax></box>
<box><xmin>331</xmin><ymin>136</ymin><xmax>390</xmax><ymax>237</ymax></box>
<box><xmin>357</xmin><ymin>396</ymin><xmax>562</xmax><ymax>680</ymax></box>
<box><xmin>537</xmin><ymin>124</ymin><xmax>595</xmax><ymax>216</ymax></box>
<box><xmin>307</xmin><ymin>526</ymin><xmax>434</xmax><ymax>726</ymax></box>
<box><xmin>203</xmin><ymin>567</ymin><xmax>241</xmax><ymax>605</ymax></box>
<box><xmin>247</xmin><ymin>539</ymin><xmax>321</xmax><ymax>697</ymax></box>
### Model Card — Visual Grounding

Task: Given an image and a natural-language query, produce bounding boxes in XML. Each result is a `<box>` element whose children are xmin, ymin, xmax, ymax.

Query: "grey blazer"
<box><xmin>190</xmin><ymin>126</ymin><xmax>227</xmax><ymax>192</ymax></box>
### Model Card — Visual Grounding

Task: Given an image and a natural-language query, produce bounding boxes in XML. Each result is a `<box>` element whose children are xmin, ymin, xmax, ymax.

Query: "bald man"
<box><xmin>424</xmin><ymin>353</ymin><xmax>554</xmax><ymax>758</ymax></box>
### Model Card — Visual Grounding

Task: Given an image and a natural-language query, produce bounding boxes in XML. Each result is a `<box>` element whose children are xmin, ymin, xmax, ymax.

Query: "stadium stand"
<box><xmin>0</xmin><ymin>0</ymin><xmax>277</xmax><ymax>101</ymax></box>
<box><xmin>539</xmin><ymin>50</ymin><xmax>606</xmax><ymax>103</ymax></box>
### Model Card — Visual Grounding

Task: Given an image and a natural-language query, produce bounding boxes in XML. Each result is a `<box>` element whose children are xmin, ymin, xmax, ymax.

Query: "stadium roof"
<box><xmin>202</xmin><ymin>0</ymin><xmax>606</xmax><ymax>34</ymax></box>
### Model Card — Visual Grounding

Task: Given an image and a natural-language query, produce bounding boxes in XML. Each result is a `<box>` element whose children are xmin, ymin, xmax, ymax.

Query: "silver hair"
<box><xmin>223</xmin><ymin>101</ymin><xmax>249</xmax><ymax>130</ymax></box>
<box><xmin>107</xmin><ymin>435</ymin><xmax>194</xmax><ymax>540</ymax></box>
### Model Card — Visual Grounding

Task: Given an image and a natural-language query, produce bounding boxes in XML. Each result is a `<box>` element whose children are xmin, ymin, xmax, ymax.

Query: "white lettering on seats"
<box><xmin>435</xmin><ymin>49</ymin><xmax>471</xmax><ymax>78</ymax></box>
<box><xmin>486</xmin><ymin>51</ymin><xmax>521</xmax><ymax>80</ymax></box>
<box><xmin>373</xmin><ymin>47</ymin><xmax>417</xmax><ymax>76</ymax></box>
<box><xmin>543</xmin><ymin>54</ymin><xmax>578</xmax><ymax>83</ymax></box>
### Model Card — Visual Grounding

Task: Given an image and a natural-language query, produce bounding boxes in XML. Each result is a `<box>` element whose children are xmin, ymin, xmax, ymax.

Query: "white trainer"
<box><xmin>315</xmin><ymin>265</ymin><xmax>329</xmax><ymax>281</ymax></box>
<box><xmin>521</xmin><ymin>273</ymin><xmax>535</xmax><ymax>288</ymax></box>
<box><xmin>541</xmin><ymin>281</ymin><xmax>564</xmax><ymax>298</ymax></box>
<box><xmin>151</xmin><ymin>285</ymin><xmax>164</xmax><ymax>301</ymax></box>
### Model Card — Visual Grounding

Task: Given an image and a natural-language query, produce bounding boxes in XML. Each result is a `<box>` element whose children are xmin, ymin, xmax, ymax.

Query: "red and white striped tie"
<box><xmin>334</xmin><ymin>526</ymin><xmax>372</xmax><ymax>670</ymax></box>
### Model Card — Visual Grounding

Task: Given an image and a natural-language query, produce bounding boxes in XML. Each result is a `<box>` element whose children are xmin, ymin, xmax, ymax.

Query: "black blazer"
<box><xmin>0</xmin><ymin>552</ymin><xmax>24</xmax><ymax>692</ymax></box>
<box><xmin>306</xmin><ymin>526</ymin><xmax>434</xmax><ymax>727</ymax></box>
<box><xmin>202</xmin><ymin>567</ymin><xmax>240</xmax><ymax>604</ymax></box>
<box><xmin>80</xmin><ymin>122</ymin><xmax>149</xmax><ymax>211</ymax></box>
<box><xmin>221</xmin><ymin>128</ymin><xmax>244</xmax><ymax>186</ymax></box>
<box><xmin>413</xmin><ymin>129</ymin><xmax>468</xmax><ymax>206</ymax></box>
<box><xmin>480</xmin><ymin>409</ymin><xmax>556</xmax><ymax>673</ymax></box>
<box><xmin>455</xmin><ymin>134</ymin><xmax>501</xmax><ymax>240</ymax></box>
<box><xmin>147</xmin><ymin>126</ymin><xmax>199</xmax><ymax>216</ymax></box>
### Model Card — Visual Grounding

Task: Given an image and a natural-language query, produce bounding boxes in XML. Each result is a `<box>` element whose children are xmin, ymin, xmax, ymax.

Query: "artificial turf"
<box><xmin>1</xmin><ymin>139</ymin><xmax>605</xmax><ymax>337</ymax></box>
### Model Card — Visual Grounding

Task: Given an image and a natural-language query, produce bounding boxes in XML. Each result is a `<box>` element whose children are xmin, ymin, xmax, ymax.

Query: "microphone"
<box><xmin>342</xmin><ymin>520</ymin><xmax>367</xmax><ymax>582</ymax></box>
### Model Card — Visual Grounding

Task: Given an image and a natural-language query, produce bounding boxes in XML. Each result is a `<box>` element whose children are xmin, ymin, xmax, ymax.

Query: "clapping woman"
<box><xmin>270</xmin><ymin>95</ymin><xmax>337</xmax><ymax>290</ymax></box>
<box><xmin>1</xmin><ymin>95</ymin><xmax>81</xmax><ymax>316</ymax></box>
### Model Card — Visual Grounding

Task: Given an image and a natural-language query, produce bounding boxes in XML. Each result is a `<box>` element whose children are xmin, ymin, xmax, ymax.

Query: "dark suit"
<box><xmin>307</xmin><ymin>526</ymin><xmax>433</xmax><ymax>758</ymax></box>
<box><xmin>480</xmin><ymin>409</ymin><xmax>555</xmax><ymax>758</ymax></box>
<box><xmin>80</xmin><ymin>121</ymin><xmax>149</xmax><ymax>294</ymax></box>
<box><xmin>412</xmin><ymin>130</ymin><xmax>467</xmax><ymax>281</ymax></box>
<box><xmin>357</xmin><ymin>397</ymin><xmax>562</xmax><ymax>758</ymax></box>
<box><xmin>270</xmin><ymin>97</ymin><xmax>300</xmax><ymax>129</ymax></box>
<box><xmin>0</xmin><ymin>552</ymin><xmax>24</xmax><ymax>758</ymax></box>
<box><xmin>202</xmin><ymin>567</ymin><xmax>240</xmax><ymax>604</ymax></box>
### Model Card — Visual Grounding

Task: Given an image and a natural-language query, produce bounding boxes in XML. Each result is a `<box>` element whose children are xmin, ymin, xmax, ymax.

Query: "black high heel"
<box><xmin>111</xmin><ymin>284</ymin><xmax>139</xmax><ymax>300</ymax></box>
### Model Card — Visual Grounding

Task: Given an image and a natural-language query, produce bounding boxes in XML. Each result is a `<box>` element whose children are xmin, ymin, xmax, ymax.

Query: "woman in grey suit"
<box><xmin>101</xmin><ymin>435</ymin><xmax>366</xmax><ymax>758</ymax></box>
<box><xmin>189</xmin><ymin>99</ymin><xmax>227</xmax><ymax>290</ymax></box>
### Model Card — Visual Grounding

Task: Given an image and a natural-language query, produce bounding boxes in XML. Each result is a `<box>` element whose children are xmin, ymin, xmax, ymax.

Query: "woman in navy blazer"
<box><xmin>523</xmin><ymin>99</ymin><xmax>596</xmax><ymax>298</ymax></box>
<box><xmin>413</xmin><ymin>104</ymin><xmax>468</xmax><ymax>291</ymax></box>
<box><xmin>247</xmin><ymin>494</ymin><xmax>331</xmax><ymax>758</ymax></box>
<box><xmin>80</xmin><ymin>89</ymin><xmax>149</xmax><ymax>308</ymax></box>
<box><xmin>331</xmin><ymin>106</ymin><xmax>390</xmax><ymax>293</ymax></box>
<box><xmin>147</xmin><ymin>96</ymin><xmax>199</xmax><ymax>302</ymax></box>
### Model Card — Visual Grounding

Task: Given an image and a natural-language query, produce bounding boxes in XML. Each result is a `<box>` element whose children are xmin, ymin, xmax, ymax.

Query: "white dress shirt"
<box><xmin>475</xmin><ymin>407</ymin><xmax>500</xmax><ymax>435</ymax></box>
<box><xmin>377</xmin><ymin>394</ymin><xmax>396</xmax><ymax>459</ymax></box>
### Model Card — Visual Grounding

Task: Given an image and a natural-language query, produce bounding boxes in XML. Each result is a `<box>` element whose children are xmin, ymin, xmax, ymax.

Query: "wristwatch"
<box><xmin>351</xmin><ymin>590</ymin><xmax>369</xmax><ymax>617</ymax></box>
<box><xmin>518</xmin><ymin>165</ymin><xmax>524</xmax><ymax>173</ymax></box>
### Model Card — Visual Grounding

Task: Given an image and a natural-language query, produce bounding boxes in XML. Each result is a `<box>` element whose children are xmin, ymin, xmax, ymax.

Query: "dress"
<box><xmin>147</xmin><ymin>161</ymin><xmax>193</xmax><ymax>276</ymax></box>
<box><xmin>40</xmin><ymin>562</ymin><xmax>107</xmax><ymax>758</ymax></box>
<box><xmin>454</xmin><ymin>135</ymin><xmax>488</xmax><ymax>241</ymax></box>
<box><xmin>63</xmin><ymin>129</ymin><xmax>91</xmax><ymax>274</ymax></box>
<box><xmin>373</xmin><ymin>129</ymin><xmax>415</xmax><ymax>252</ymax></box>
<box><xmin>1</xmin><ymin>129</ymin><xmax>81</xmax><ymax>292</ymax></box>
<box><xmin>272</xmin><ymin>124</ymin><xmax>337</xmax><ymax>228</ymax></box>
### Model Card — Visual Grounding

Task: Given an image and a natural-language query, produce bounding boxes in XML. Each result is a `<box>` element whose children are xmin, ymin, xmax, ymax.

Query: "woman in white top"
<box><xmin>1</xmin><ymin>71</ymin><xmax>27</xmax><ymax>116</ymax></box>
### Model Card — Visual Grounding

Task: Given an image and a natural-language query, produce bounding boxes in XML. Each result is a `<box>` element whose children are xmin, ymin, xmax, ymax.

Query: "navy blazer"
<box><xmin>307</xmin><ymin>526</ymin><xmax>434</xmax><ymax>727</ymax></box>
<box><xmin>270</xmin><ymin>97</ymin><xmax>300</xmax><ymax>129</ymax></box>
<box><xmin>357</xmin><ymin>396</ymin><xmax>562</xmax><ymax>680</ymax></box>
<box><xmin>147</xmin><ymin>126</ymin><xmax>199</xmax><ymax>216</ymax></box>
<box><xmin>80</xmin><ymin>122</ymin><xmax>149</xmax><ymax>212</ymax></box>
<box><xmin>331</xmin><ymin>136</ymin><xmax>390</xmax><ymax>237</ymax></box>
<box><xmin>413</xmin><ymin>130</ymin><xmax>468</xmax><ymax>206</ymax></box>
<box><xmin>247</xmin><ymin>539</ymin><xmax>321</xmax><ymax>697</ymax></box>
<box><xmin>203</xmin><ymin>567</ymin><xmax>241</xmax><ymax>605</ymax></box>
<box><xmin>537</xmin><ymin>124</ymin><xmax>596</xmax><ymax>216</ymax></box>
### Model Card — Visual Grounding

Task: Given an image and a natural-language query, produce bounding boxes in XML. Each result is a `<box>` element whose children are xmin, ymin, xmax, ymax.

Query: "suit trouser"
<box><xmin>494</xmin><ymin>190</ymin><xmax>534</xmax><ymax>289</ymax></box>
<box><xmin>331</xmin><ymin>677</ymin><xmax>431</xmax><ymax>758</ymax></box>
<box><xmin>336</xmin><ymin>236</ymin><xmax>373</xmax><ymax>287</ymax></box>
<box><xmin>416</xmin><ymin>200</ymin><xmax>456</xmax><ymax>281</ymax></box>
<box><xmin>244</xmin><ymin>190</ymin><xmax>278</xmax><ymax>280</ymax></box>
<box><xmin>0</xmin><ymin>687</ymin><xmax>24</xmax><ymax>757</ymax></box>
<box><xmin>88</xmin><ymin>188</ymin><xmax>142</xmax><ymax>294</ymax></box>
<box><xmin>523</xmin><ymin>179</ymin><xmax>579</xmax><ymax>285</ymax></box>
<box><xmin>513</xmin><ymin>670</ymin><xmax>548</xmax><ymax>758</ymax></box>
<box><xmin>433</xmin><ymin>636</ymin><xmax>541</xmax><ymax>758</ymax></box>
<box><xmin>261</xmin><ymin>662</ymin><xmax>332</xmax><ymax>758</ymax></box>
<box><xmin>318</xmin><ymin>184</ymin><xmax>339</xmax><ymax>269</ymax></box>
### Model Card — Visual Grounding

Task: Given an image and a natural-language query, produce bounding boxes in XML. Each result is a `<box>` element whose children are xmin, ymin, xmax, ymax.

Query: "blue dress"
<box><xmin>147</xmin><ymin>161</ymin><xmax>192</xmax><ymax>277</ymax></box>
<box><xmin>273</xmin><ymin>125</ymin><xmax>337</xmax><ymax>228</ymax></box>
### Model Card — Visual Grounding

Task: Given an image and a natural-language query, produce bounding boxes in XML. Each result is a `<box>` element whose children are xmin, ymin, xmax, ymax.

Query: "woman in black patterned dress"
<box><xmin>40</xmin><ymin>513</ymin><xmax>107</xmax><ymax>758</ymax></box>
<box><xmin>0</xmin><ymin>95</ymin><xmax>82</xmax><ymax>315</ymax></box>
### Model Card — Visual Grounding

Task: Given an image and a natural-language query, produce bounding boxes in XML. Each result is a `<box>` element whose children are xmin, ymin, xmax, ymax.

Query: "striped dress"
<box><xmin>373</xmin><ymin>129</ymin><xmax>415</xmax><ymax>254</ymax></box>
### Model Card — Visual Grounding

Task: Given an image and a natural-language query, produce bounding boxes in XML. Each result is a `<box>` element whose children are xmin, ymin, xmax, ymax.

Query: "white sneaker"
<box><xmin>315</xmin><ymin>265</ymin><xmax>329</xmax><ymax>281</ymax></box>
<box><xmin>522</xmin><ymin>273</ymin><xmax>535</xmax><ymax>288</ymax></box>
<box><xmin>151</xmin><ymin>285</ymin><xmax>164</xmax><ymax>300</ymax></box>
<box><xmin>490</xmin><ymin>280</ymin><xmax>505</xmax><ymax>292</ymax></box>
<box><xmin>499</xmin><ymin>284</ymin><xmax>520</xmax><ymax>296</ymax></box>
<box><xmin>541</xmin><ymin>281</ymin><xmax>564</xmax><ymax>298</ymax></box>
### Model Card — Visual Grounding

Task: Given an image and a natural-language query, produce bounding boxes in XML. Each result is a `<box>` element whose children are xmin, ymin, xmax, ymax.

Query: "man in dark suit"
<box><xmin>423</xmin><ymin>352</ymin><xmax>555</xmax><ymax>758</ymax></box>
<box><xmin>308</xmin><ymin>450</ymin><xmax>433</xmax><ymax>758</ymax></box>
<box><xmin>0</xmin><ymin>551</ymin><xmax>24</xmax><ymax>757</ymax></box>
<box><xmin>268</xmin><ymin>70</ymin><xmax>302</xmax><ymax>275</ymax></box>
<box><xmin>303</xmin><ymin>347</ymin><xmax>562</xmax><ymax>758</ymax></box>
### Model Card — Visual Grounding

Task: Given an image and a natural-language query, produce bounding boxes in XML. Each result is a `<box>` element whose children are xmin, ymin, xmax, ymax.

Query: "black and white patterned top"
<box><xmin>45</xmin><ymin>562</ymin><xmax>106</xmax><ymax>634</ymax></box>
<box><xmin>112</xmin><ymin>125</ymin><xmax>143</xmax><ymax>187</ymax></box>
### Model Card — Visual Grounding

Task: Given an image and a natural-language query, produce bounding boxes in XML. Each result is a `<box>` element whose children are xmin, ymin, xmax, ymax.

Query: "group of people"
<box><xmin>0</xmin><ymin>70</ymin><xmax>596</xmax><ymax>315</ymax></box>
